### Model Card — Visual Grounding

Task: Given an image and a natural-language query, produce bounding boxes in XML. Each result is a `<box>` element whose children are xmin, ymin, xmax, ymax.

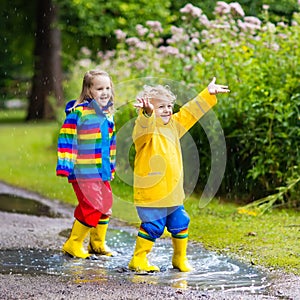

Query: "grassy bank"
<box><xmin>0</xmin><ymin>110</ymin><xmax>299</xmax><ymax>275</ymax></box>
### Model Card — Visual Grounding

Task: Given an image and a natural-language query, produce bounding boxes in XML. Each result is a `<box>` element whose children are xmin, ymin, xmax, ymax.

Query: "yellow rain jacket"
<box><xmin>132</xmin><ymin>88</ymin><xmax>217</xmax><ymax>207</ymax></box>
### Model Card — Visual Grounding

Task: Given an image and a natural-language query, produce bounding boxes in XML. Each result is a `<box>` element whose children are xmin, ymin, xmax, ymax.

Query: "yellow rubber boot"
<box><xmin>128</xmin><ymin>236</ymin><xmax>160</xmax><ymax>272</ymax></box>
<box><xmin>88</xmin><ymin>223</ymin><xmax>113</xmax><ymax>256</ymax></box>
<box><xmin>62</xmin><ymin>219</ymin><xmax>91</xmax><ymax>259</ymax></box>
<box><xmin>172</xmin><ymin>237</ymin><xmax>193</xmax><ymax>272</ymax></box>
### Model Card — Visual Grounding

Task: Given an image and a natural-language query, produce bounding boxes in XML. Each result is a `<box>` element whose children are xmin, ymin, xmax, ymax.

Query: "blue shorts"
<box><xmin>136</xmin><ymin>205</ymin><xmax>190</xmax><ymax>240</ymax></box>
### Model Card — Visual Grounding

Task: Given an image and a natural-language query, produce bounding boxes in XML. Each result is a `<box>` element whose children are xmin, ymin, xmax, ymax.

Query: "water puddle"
<box><xmin>0</xmin><ymin>229</ymin><xmax>268</xmax><ymax>294</ymax></box>
<box><xmin>0</xmin><ymin>193</ymin><xmax>63</xmax><ymax>218</ymax></box>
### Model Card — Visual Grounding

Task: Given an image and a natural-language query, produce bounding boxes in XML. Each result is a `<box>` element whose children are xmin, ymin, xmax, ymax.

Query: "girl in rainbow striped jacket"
<box><xmin>56</xmin><ymin>69</ymin><xmax>116</xmax><ymax>259</ymax></box>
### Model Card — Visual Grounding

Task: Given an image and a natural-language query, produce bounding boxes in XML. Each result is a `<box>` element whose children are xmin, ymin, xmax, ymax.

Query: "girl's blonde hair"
<box><xmin>137</xmin><ymin>84</ymin><xmax>176</xmax><ymax>103</ymax></box>
<box><xmin>73</xmin><ymin>69</ymin><xmax>115</xmax><ymax>112</ymax></box>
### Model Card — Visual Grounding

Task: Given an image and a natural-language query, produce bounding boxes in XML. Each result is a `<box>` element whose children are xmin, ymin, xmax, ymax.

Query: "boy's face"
<box><xmin>152</xmin><ymin>98</ymin><xmax>173</xmax><ymax>124</ymax></box>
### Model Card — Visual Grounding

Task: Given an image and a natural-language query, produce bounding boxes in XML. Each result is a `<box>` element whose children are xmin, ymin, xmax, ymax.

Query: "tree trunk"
<box><xmin>26</xmin><ymin>0</ymin><xmax>63</xmax><ymax>121</ymax></box>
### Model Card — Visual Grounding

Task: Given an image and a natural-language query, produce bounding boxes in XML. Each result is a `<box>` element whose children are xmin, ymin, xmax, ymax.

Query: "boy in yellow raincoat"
<box><xmin>128</xmin><ymin>77</ymin><xmax>230</xmax><ymax>272</ymax></box>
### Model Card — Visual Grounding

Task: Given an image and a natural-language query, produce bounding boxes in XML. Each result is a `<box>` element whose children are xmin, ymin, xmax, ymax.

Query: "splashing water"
<box><xmin>0</xmin><ymin>229</ymin><xmax>268</xmax><ymax>294</ymax></box>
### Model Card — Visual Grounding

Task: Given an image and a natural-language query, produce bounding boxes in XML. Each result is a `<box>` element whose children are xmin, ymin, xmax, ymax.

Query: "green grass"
<box><xmin>185</xmin><ymin>198</ymin><xmax>300</xmax><ymax>274</ymax></box>
<box><xmin>1</xmin><ymin>109</ymin><xmax>299</xmax><ymax>275</ymax></box>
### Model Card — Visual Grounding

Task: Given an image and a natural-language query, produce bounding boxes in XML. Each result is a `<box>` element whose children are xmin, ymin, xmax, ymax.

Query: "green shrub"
<box><xmin>62</xmin><ymin>2</ymin><xmax>300</xmax><ymax>207</ymax></box>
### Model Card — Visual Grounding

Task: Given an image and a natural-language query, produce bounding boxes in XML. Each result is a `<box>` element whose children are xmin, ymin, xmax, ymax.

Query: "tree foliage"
<box><xmin>0</xmin><ymin>0</ymin><xmax>36</xmax><ymax>100</ymax></box>
<box><xmin>56</xmin><ymin>0</ymin><xmax>174</xmax><ymax>60</ymax></box>
<box><xmin>1</xmin><ymin>0</ymin><xmax>298</xmax><ymax>100</ymax></box>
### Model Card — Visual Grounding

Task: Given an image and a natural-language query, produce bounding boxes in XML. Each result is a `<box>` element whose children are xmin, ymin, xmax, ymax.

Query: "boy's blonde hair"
<box><xmin>137</xmin><ymin>85</ymin><xmax>176</xmax><ymax>103</ymax></box>
<box><xmin>72</xmin><ymin>69</ymin><xmax>114</xmax><ymax>112</ymax></box>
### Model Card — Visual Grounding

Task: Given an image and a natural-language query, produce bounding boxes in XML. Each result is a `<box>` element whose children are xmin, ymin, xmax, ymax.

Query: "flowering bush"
<box><xmin>65</xmin><ymin>1</ymin><xmax>300</xmax><ymax>206</ymax></box>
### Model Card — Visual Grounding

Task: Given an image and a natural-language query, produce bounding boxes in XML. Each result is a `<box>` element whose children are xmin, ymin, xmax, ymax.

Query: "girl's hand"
<box><xmin>134</xmin><ymin>97</ymin><xmax>154</xmax><ymax>116</ymax></box>
<box><xmin>208</xmin><ymin>77</ymin><xmax>230</xmax><ymax>95</ymax></box>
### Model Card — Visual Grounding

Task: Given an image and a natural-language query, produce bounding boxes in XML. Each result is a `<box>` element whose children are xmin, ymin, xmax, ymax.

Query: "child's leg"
<box><xmin>166</xmin><ymin>206</ymin><xmax>193</xmax><ymax>272</ymax></box>
<box><xmin>88</xmin><ymin>214</ymin><xmax>113</xmax><ymax>256</ymax></box>
<box><xmin>62</xmin><ymin>219</ymin><xmax>92</xmax><ymax>258</ymax></box>
<box><xmin>128</xmin><ymin>207</ymin><xmax>167</xmax><ymax>272</ymax></box>
<box><xmin>72</xmin><ymin>182</ymin><xmax>102</xmax><ymax>227</ymax></box>
<box><xmin>62</xmin><ymin>181</ymin><xmax>102</xmax><ymax>258</ymax></box>
<box><xmin>73</xmin><ymin>180</ymin><xmax>112</xmax><ymax>226</ymax></box>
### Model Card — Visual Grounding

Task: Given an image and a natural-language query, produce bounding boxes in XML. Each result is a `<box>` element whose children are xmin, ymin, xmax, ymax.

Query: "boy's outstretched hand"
<box><xmin>134</xmin><ymin>97</ymin><xmax>154</xmax><ymax>116</ymax></box>
<box><xmin>208</xmin><ymin>77</ymin><xmax>230</xmax><ymax>95</ymax></box>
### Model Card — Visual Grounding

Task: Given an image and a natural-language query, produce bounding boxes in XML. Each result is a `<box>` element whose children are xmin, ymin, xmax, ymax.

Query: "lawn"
<box><xmin>1</xmin><ymin>109</ymin><xmax>299</xmax><ymax>275</ymax></box>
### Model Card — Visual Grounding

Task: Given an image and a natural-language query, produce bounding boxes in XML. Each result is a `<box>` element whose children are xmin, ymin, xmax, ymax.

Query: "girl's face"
<box><xmin>90</xmin><ymin>75</ymin><xmax>112</xmax><ymax>108</ymax></box>
<box><xmin>152</xmin><ymin>99</ymin><xmax>173</xmax><ymax>124</ymax></box>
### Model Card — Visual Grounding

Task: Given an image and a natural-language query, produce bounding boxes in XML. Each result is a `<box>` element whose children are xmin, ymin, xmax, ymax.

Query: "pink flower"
<box><xmin>115</xmin><ymin>29</ymin><xmax>127</xmax><ymax>40</ymax></box>
<box><xmin>262</xmin><ymin>22</ymin><xmax>276</xmax><ymax>33</ymax></box>
<box><xmin>277</xmin><ymin>33</ymin><xmax>288</xmax><ymax>39</ymax></box>
<box><xmin>277</xmin><ymin>22</ymin><xmax>287</xmax><ymax>28</ymax></box>
<box><xmin>194</xmin><ymin>53</ymin><xmax>205</xmax><ymax>63</ymax></box>
<box><xmin>79</xmin><ymin>59</ymin><xmax>91</xmax><ymax>68</ymax></box>
<box><xmin>136</xmin><ymin>24</ymin><xmax>148</xmax><ymax>37</ymax></box>
<box><xmin>238</xmin><ymin>19</ymin><xmax>261</xmax><ymax>33</ymax></box>
<box><xmin>209</xmin><ymin>38</ymin><xmax>222</xmax><ymax>45</ymax></box>
<box><xmin>191</xmin><ymin>38</ymin><xmax>199</xmax><ymax>44</ymax></box>
<box><xmin>180</xmin><ymin>3</ymin><xmax>202</xmax><ymax>18</ymax></box>
<box><xmin>80</xmin><ymin>47</ymin><xmax>91</xmax><ymax>56</ymax></box>
<box><xmin>171</xmin><ymin>26</ymin><xmax>184</xmax><ymax>35</ymax></box>
<box><xmin>135</xmin><ymin>41</ymin><xmax>148</xmax><ymax>50</ymax></box>
<box><xmin>159</xmin><ymin>46</ymin><xmax>180</xmax><ymax>56</ymax></box>
<box><xmin>191</xmin><ymin>32</ymin><xmax>200</xmax><ymax>38</ymax></box>
<box><xmin>146</xmin><ymin>21</ymin><xmax>163</xmax><ymax>33</ymax></box>
<box><xmin>132</xmin><ymin>60</ymin><xmax>147</xmax><ymax>70</ymax></box>
<box><xmin>244</xmin><ymin>16</ymin><xmax>262</xmax><ymax>26</ymax></box>
<box><xmin>97</xmin><ymin>51</ymin><xmax>104</xmax><ymax>59</ymax></box>
<box><xmin>201</xmin><ymin>29</ymin><xmax>209</xmax><ymax>38</ymax></box>
<box><xmin>212</xmin><ymin>23</ymin><xmax>231</xmax><ymax>30</ymax></box>
<box><xmin>229</xmin><ymin>2</ymin><xmax>245</xmax><ymax>17</ymax></box>
<box><xmin>184</xmin><ymin>65</ymin><xmax>193</xmax><ymax>71</ymax></box>
<box><xmin>103</xmin><ymin>50</ymin><xmax>116</xmax><ymax>60</ymax></box>
<box><xmin>168</xmin><ymin>26</ymin><xmax>189</xmax><ymax>43</ymax></box>
<box><xmin>125</xmin><ymin>37</ymin><xmax>140</xmax><ymax>47</ymax></box>
<box><xmin>214</xmin><ymin>1</ymin><xmax>231</xmax><ymax>16</ymax></box>
<box><xmin>265</xmin><ymin>42</ymin><xmax>280</xmax><ymax>51</ymax></box>
<box><xmin>237</xmin><ymin>20</ymin><xmax>247</xmax><ymax>31</ymax></box>
<box><xmin>262</xmin><ymin>5</ymin><xmax>270</xmax><ymax>10</ymax></box>
<box><xmin>199</xmin><ymin>14</ymin><xmax>210</xmax><ymax>27</ymax></box>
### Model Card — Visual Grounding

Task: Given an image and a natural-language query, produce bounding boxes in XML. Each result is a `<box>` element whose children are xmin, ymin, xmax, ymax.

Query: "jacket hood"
<box><xmin>64</xmin><ymin>98</ymin><xmax>113</xmax><ymax>116</ymax></box>
<box><xmin>65</xmin><ymin>100</ymin><xmax>76</xmax><ymax>115</ymax></box>
<box><xmin>64</xmin><ymin>100</ymin><xmax>86</xmax><ymax>115</ymax></box>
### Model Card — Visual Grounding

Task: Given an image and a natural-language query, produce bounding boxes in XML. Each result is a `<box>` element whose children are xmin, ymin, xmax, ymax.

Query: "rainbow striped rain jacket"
<box><xmin>56</xmin><ymin>99</ymin><xmax>116</xmax><ymax>182</ymax></box>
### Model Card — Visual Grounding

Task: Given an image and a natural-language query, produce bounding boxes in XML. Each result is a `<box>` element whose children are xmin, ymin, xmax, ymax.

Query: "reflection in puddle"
<box><xmin>0</xmin><ymin>229</ymin><xmax>268</xmax><ymax>294</ymax></box>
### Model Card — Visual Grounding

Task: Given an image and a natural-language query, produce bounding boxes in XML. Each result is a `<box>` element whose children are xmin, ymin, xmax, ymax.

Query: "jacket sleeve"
<box><xmin>173</xmin><ymin>88</ymin><xmax>217</xmax><ymax>138</ymax></box>
<box><xmin>110</xmin><ymin>123</ymin><xmax>116</xmax><ymax>179</ymax></box>
<box><xmin>56</xmin><ymin>111</ymin><xmax>79</xmax><ymax>177</ymax></box>
<box><xmin>132</xmin><ymin>110</ymin><xmax>156</xmax><ymax>148</ymax></box>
